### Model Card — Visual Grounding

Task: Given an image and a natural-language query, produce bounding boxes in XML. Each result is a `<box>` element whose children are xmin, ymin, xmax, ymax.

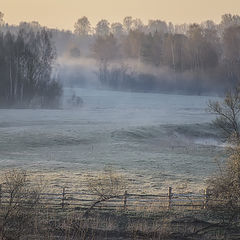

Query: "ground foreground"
<box><xmin>0</xmin><ymin>170</ymin><xmax>239</xmax><ymax>239</ymax></box>
<box><xmin>45</xmin><ymin>210</ymin><xmax>240</xmax><ymax>240</ymax></box>
<box><xmin>1</xmin><ymin>205</ymin><xmax>240</xmax><ymax>239</ymax></box>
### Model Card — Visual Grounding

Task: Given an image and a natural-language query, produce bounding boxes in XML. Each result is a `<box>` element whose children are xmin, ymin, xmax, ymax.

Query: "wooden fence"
<box><xmin>0</xmin><ymin>185</ymin><xmax>210</xmax><ymax>212</ymax></box>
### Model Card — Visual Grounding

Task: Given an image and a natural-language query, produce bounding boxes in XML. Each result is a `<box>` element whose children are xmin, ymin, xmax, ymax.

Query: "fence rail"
<box><xmin>0</xmin><ymin>185</ymin><xmax>210</xmax><ymax>212</ymax></box>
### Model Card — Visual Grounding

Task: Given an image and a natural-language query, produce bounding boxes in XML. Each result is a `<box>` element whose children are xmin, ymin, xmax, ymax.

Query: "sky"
<box><xmin>1</xmin><ymin>0</ymin><xmax>240</xmax><ymax>30</ymax></box>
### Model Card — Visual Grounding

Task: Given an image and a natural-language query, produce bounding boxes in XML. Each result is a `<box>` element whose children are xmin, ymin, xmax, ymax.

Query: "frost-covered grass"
<box><xmin>0</xmin><ymin>89</ymin><xmax>224</xmax><ymax>194</ymax></box>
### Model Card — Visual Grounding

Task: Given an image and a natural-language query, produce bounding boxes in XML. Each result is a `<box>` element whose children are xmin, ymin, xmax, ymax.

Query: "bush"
<box><xmin>0</xmin><ymin>170</ymin><xmax>42</xmax><ymax>240</ymax></box>
<box><xmin>207</xmin><ymin>87</ymin><xmax>240</xmax><ymax>215</ymax></box>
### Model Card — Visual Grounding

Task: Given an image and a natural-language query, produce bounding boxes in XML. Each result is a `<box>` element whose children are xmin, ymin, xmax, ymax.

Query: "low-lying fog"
<box><xmin>0</xmin><ymin>87</ymin><xmax>224</xmax><ymax>193</ymax></box>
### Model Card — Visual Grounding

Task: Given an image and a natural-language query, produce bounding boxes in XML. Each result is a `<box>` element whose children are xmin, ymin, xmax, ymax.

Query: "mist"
<box><xmin>57</xmin><ymin>56</ymin><xmax>227</xmax><ymax>96</ymax></box>
<box><xmin>47</xmin><ymin>13</ymin><xmax>240</xmax><ymax>96</ymax></box>
<box><xmin>1</xmin><ymin>6</ymin><xmax>240</xmax><ymax>240</ymax></box>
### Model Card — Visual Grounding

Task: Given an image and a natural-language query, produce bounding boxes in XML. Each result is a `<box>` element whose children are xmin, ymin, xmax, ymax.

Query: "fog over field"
<box><xmin>2</xmin><ymin>3</ymin><xmax>240</xmax><ymax>239</ymax></box>
<box><xmin>0</xmin><ymin>11</ymin><xmax>239</xmax><ymax>193</ymax></box>
<box><xmin>0</xmin><ymin>88</ymin><xmax>225</xmax><ymax>193</ymax></box>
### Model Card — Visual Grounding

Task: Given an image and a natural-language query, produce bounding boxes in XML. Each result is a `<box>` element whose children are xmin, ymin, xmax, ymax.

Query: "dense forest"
<box><xmin>1</xmin><ymin>13</ymin><xmax>240</xmax><ymax>100</ymax></box>
<box><xmin>70</xmin><ymin>14</ymin><xmax>240</xmax><ymax>94</ymax></box>
<box><xmin>0</xmin><ymin>14</ymin><xmax>62</xmax><ymax>108</ymax></box>
<box><xmin>76</xmin><ymin>14</ymin><xmax>240</xmax><ymax>94</ymax></box>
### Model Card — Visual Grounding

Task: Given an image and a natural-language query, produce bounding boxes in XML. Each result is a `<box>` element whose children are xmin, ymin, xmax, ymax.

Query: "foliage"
<box><xmin>0</xmin><ymin>12</ymin><xmax>4</xmax><ymax>26</ymax></box>
<box><xmin>74</xmin><ymin>16</ymin><xmax>91</xmax><ymax>36</ymax></box>
<box><xmin>95</xmin><ymin>19</ymin><xmax>110</xmax><ymax>36</ymax></box>
<box><xmin>208</xmin><ymin>87</ymin><xmax>240</xmax><ymax>143</ymax></box>
<box><xmin>0</xmin><ymin>27</ymin><xmax>62</xmax><ymax>108</ymax></box>
<box><xmin>88</xmin><ymin>14</ymin><xmax>240</xmax><ymax>93</ymax></box>
<box><xmin>3</xmin><ymin>12</ymin><xmax>240</xmax><ymax>94</ymax></box>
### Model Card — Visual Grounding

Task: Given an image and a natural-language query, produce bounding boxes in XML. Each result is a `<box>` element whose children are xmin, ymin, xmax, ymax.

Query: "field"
<box><xmin>0</xmin><ymin>88</ymin><xmax>224</xmax><ymax>194</ymax></box>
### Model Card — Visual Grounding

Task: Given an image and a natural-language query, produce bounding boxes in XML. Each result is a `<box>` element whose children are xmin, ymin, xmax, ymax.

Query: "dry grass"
<box><xmin>0</xmin><ymin>168</ymin><xmax>205</xmax><ymax>196</ymax></box>
<box><xmin>0</xmin><ymin>169</ymin><xmax>238</xmax><ymax>239</ymax></box>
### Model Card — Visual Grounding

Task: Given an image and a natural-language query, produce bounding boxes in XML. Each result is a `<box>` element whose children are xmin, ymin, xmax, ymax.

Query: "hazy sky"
<box><xmin>1</xmin><ymin>0</ymin><xmax>240</xmax><ymax>30</ymax></box>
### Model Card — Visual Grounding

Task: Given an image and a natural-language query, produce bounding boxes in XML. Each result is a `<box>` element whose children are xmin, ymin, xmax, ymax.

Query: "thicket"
<box><xmin>84</xmin><ymin>14</ymin><xmax>240</xmax><ymax>94</ymax></box>
<box><xmin>208</xmin><ymin>87</ymin><xmax>240</xmax><ymax>219</ymax></box>
<box><xmin>0</xmin><ymin>25</ymin><xmax>62</xmax><ymax>108</ymax></box>
<box><xmin>2</xmin><ymin>13</ymin><xmax>240</xmax><ymax>95</ymax></box>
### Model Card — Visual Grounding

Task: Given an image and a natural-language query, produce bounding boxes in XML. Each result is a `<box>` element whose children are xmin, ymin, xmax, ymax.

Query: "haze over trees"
<box><xmin>2</xmin><ymin>13</ymin><xmax>240</xmax><ymax>96</ymax></box>
<box><xmin>71</xmin><ymin>14</ymin><xmax>240</xmax><ymax>94</ymax></box>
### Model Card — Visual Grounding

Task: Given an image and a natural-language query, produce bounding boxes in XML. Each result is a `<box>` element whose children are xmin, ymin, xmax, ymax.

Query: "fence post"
<box><xmin>168</xmin><ymin>187</ymin><xmax>172</xmax><ymax>210</ymax></box>
<box><xmin>62</xmin><ymin>187</ymin><xmax>65</xmax><ymax>209</ymax></box>
<box><xmin>204</xmin><ymin>188</ymin><xmax>209</xmax><ymax>209</ymax></box>
<box><xmin>123</xmin><ymin>190</ymin><xmax>127</xmax><ymax>211</ymax></box>
<box><xmin>0</xmin><ymin>184</ymin><xmax>2</xmax><ymax>205</ymax></box>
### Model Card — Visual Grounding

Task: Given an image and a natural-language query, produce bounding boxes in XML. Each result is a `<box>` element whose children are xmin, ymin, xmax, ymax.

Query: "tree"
<box><xmin>141</xmin><ymin>32</ymin><xmax>163</xmax><ymax>66</ymax></box>
<box><xmin>93</xmin><ymin>33</ymin><xmax>119</xmax><ymax>86</ymax></box>
<box><xmin>111</xmin><ymin>22</ymin><xmax>123</xmax><ymax>37</ymax></box>
<box><xmin>0</xmin><ymin>170</ymin><xmax>42</xmax><ymax>239</ymax></box>
<box><xmin>161</xmin><ymin>33</ymin><xmax>189</xmax><ymax>71</ymax></box>
<box><xmin>201</xmin><ymin>20</ymin><xmax>216</xmax><ymax>30</ymax></box>
<box><xmin>174</xmin><ymin>23</ymin><xmax>189</xmax><ymax>34</ymax></box>
<box><xmin>132</xmin><ymin>18</ymin><xmax>144</xmax><ymax>32</ymax></box>
<box><xmin>123</xmin><ymin>16</ymin><xmax>133</xmax><ymax>33</ymax></box>
<box><xmin>0</xmin><ymin>12</ymin><xmax>4</xmax><ymax>26</ymax></box>
<box><xmin>222</xmin><ymin>25</ymin><xmax>240</xmax><ymax>85</ymax></box>
<box><xmin>187</xmin><ymin>24</ymin><xmax>204</xmax><ymax>71</ymax></box>
<box><xmin>208</xmin><ymin>87</ymin><xmax>240</xmax><ymax>213</ymax></box>
<box><xmin>123</xmin><ymin>30</ymin><xmax>144</xmax><ymax>59</ymax></box>
<box><xmin>93</xmin><ymin>34</ymin><xmax>118</xmax><ymax>61</ymax></box>
<box><xmin>0</xmin><ymin>28</ymin><xmax>62</xmax><ymax>108</ymax></box>
<box><xmin>221</xmin><ymin>14</ymin><xmax>240</xmax><ymax>29</ymax></box>
<box><xmin>203</xmin><ymin>21</ymin><xmax>221</xmax><ymax>56</ymax></box>
<box><xmin>84</xmin><ymin>168</ymin><xmax>126</xmax><ymax>217</ymax></box>
<box><xmin>208</xmin><ymin>87</ymin><xmax>240</xmax><ymax>143</ymax></box>
<box><xmin>74</xmin><ymin>16</ymin><xmax>91</xmax><ymax>36</ymax></box>
<box><xmin>187</xmin><ymin>24</ymin><xmax>218</xmax><ymax>73</ymax></box>
<box><xmin>170</xmin><ymin>34</ymin><xmax>189</xmax><ymax>72</ymax></box>
<box><xmin>148</xmin><ymin>20</ymin><xmax>168</xmax><ymax>34</ymax></box>
<box><xmin>95</xmin><ymin>19</ymin><xmax>110</xmax><ymax>36</ymax></box>
<box><xmin>168</xmin><ymin>22</ymin><xmax>175</xmax><ymax>33</ymax></box>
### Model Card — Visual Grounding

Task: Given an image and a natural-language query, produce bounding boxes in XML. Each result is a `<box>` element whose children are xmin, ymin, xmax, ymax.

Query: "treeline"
<box><xmin>2</xmin><ymin>13</ymin><xmax>240</xmax><ymax>95</ymax></box>
<box><xmin>72</xmin><ymin>14</ymin><xmax>240</xmax><ymax>94</ymax></box>
<box><xmin>0</xmin><ymin>14</ymin><xmax>62</xmax><ymax>108</ymax></box>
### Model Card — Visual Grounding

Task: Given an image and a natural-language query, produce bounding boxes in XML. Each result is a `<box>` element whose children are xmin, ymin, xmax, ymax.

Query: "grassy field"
<box><xmin>0</xmin><ymin>169</ymin><xmax>239</xmax><ymax>239</ymax></box>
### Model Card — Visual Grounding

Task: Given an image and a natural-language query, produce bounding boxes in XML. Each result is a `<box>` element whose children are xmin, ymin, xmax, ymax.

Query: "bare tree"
<box><xmin>84</xmin><ymin>168</ymin><xmax>126</xmax><ymax>217</ymax></box>
<box><xmin>93</xmin><ymin>34</ymin><xmax>118</xmax><ymax>61</ymax></box>
<box><xmin>132</xmin><ymin>18</ymin><xmax>144</xmax><ymax>32</ymax></box>
<box><xmin>95</xmin><ymin>19</ymin><xmax>110</xmax><ymax>36</ymax></box>
<box><xmin>0</xmin><ymin>170</ymin><xmax>42</xmax><ymax>240</ymax></box>
<box><xmin>74</xmin><ymin>16</ymin><xmax>91</xmax><ymax>36</ymax></box>
<box><xmin>223</xmin><ymin>25</ymin><xmax>240</xmax><ymax>86</ymax></box>
<box><xmin>208</xmin><ymin>87</ymin><xmax>240</xmax><ymax>143</ymax></box>
<box><xmin>0</xmin><ymin>12</ymin><xmax>4</xmax><ymax>26</ymax></box>
<box><xmin>221</xmin><ymin>14</ymin><xmax>240</xmax><ymax>29</ymax></box>
<box><xmin>148</xmin><ymin>20</ymin><xmax>168</xmax><ymax>34</ymax></box>
<box><xmin>208</xmin><ymin>87</ymin><xmax>240</xmax><ymax>214</ymax></box>
<box><xmin>111</xmin><ymin>22</ymin><xmax>123</xmax><ymax>37</ymax></box>
<box><xmin>0</xmin><ymin>27</ymin><xmax>62</xmax><ymax>108</ymax></box>
<box><xmin>123</xmin><ymin>16</ymin><xmax>133</xmax><ymax>33</ymax></box>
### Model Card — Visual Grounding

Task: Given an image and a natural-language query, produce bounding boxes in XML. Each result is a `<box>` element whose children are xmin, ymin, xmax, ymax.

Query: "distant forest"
<box><xmin>1</xmin><ymin>13</ymin><xmax>240</xmax><ymax>101</ymax></box>
<box><xmin>72</xmin><ymin>14</ymin><xmax>240</xmax><ymax>94</ymax></box>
